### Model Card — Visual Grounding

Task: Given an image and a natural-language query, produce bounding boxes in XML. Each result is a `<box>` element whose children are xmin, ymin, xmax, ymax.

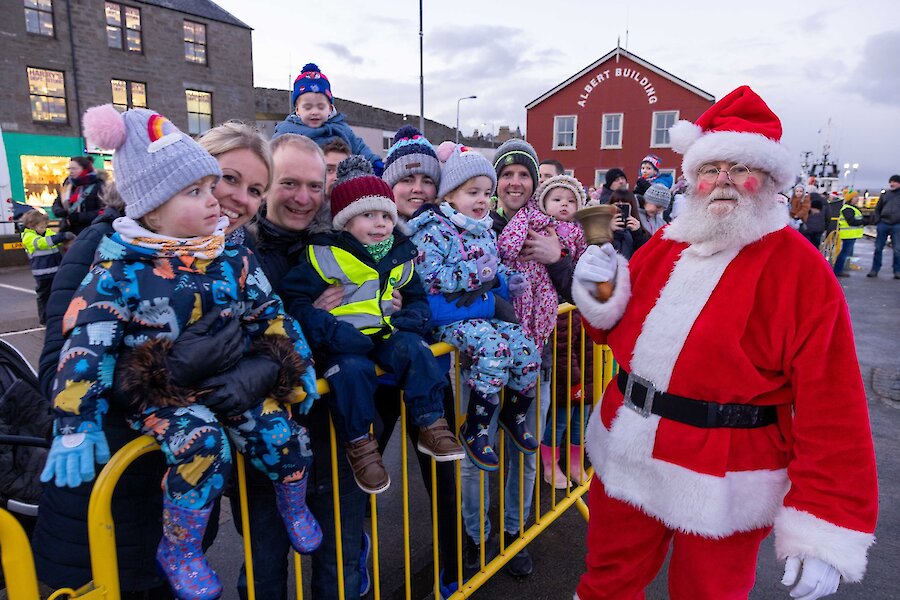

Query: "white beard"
<box><xmin>664</xmin><ymin>183</ymin><xmax>788</xmax><ymax>255</ymax></box>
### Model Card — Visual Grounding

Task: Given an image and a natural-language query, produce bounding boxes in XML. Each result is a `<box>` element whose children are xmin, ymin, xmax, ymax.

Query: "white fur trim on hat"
<box><xmin>668</xmin><ymin>120</ymin><xmax>703</xmax><ymax>154</ymax></box>
<box><xmin>332</xmin><ymin>195</ymin><xmax>398</xmax><ymax>231</ymax></box>
<box><xmin>679</xmin><ymin>130</ymin><xmax>795</xmax><ymax>192</ymax></box>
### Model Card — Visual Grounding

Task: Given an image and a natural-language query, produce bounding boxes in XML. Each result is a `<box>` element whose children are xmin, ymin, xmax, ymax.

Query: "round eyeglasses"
<box><xmin>696</xmin><ymin>163</ymin><xmax>755</xmax><ymax>184</ymax></box>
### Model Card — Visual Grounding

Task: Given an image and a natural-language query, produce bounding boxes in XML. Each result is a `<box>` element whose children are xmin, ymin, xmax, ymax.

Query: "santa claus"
<box><xmin>572</xmin><ymin>86</ymin><xmax>877</xmax><ymax>600</ymax></box>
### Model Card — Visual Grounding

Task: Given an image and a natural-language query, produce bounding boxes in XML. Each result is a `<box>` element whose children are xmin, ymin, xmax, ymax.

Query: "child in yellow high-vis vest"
<box><xmin>282</xmin><ymin>156</ymin><xmax>465</xmax><ymax>495</ymax></box>
<box><xmin>20</xmin><ymin>209</ymin><xmax>74</xmax><ymax>324</ymax></box>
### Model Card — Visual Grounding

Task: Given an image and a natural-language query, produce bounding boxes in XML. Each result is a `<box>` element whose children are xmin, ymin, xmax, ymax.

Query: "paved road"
<box><xmin>2</xmin><ymin>236</ymin><xmax>897</xmax><ymax>599</ymax></box>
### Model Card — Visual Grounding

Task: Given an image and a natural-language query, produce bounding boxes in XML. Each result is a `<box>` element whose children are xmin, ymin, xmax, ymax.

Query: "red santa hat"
<box><xmin>669</xmin><ymin>85</ymin><xmax>794</xmax><ymax>191</ymax></box>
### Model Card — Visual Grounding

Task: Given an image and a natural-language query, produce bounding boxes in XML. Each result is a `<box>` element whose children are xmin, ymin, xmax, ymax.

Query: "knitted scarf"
<box><xmin>113</xmin><ymin>216</ymin><xmax>228</xmax><ymax>259</ymax></box>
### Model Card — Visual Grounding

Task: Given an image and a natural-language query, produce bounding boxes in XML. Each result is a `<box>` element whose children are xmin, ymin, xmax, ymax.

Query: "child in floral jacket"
<box><xmin>407</xmin><ymin>145</ymin><xmax>541</xmax><ymax>471</ymax></box>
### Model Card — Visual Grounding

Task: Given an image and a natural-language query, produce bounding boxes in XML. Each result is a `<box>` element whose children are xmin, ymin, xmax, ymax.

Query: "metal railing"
<box><xmin>1</xmin><ymin>304</ymin><xmax>615</xmax><ymax>600</ymax></box>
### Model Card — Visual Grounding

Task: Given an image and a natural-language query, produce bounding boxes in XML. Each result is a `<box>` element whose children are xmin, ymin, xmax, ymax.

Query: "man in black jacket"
<box><xmin>867</xmin><ymin>174</ymin><xmax>900</xmax><ymax>278</ymax></box>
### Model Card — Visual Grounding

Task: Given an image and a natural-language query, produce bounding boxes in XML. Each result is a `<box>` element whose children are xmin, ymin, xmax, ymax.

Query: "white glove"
<box><xmin>781</xmin><ymin>556</ymin><xmax>840</xmax><ymax>600</ymax></box>
<box><xmin>574</xmin><ymin>243</ymin><xmax>618</xmax><ymax>285</ymax></box>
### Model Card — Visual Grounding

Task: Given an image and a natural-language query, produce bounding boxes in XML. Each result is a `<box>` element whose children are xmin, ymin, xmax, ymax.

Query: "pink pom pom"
<box><xmin>83</xmin><ymin>104</ymin><xmax>127</xmax><ymax>151</ymax></box>
<box><xmin>436</xmin><ymin>141</ymin><xmax>457</xmax><ymax>164</ymax></box>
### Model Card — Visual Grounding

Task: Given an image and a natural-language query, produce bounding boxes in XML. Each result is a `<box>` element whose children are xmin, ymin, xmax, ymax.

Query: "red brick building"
<box><xmin>526</xmin><ymin>47</ymin><xmax>715</xmax><ymax>189</ymax></box>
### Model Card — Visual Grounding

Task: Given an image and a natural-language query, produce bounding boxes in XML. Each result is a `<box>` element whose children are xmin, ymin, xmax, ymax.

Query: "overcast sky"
<box><xmin>215</xmin><ymin>0</ymin><xmax>898</xmax><ymax>191</ymax></box>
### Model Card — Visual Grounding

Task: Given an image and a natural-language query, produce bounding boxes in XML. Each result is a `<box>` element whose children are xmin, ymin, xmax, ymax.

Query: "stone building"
<box><xmin>0</xmin><ymin>0</ymin><xmax>253</xmax><ymax>209</ymax></box>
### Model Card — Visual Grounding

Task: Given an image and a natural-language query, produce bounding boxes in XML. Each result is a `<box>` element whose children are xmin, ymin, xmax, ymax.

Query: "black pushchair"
<box><xmin>0</xmin><ymin>338</ymin><xmax>50</xmax><ymax>537</ymax></box>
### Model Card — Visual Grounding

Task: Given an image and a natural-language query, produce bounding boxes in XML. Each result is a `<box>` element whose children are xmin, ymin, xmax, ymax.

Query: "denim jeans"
<box><xmin>458</xmin><ymin>376</ymin><xmax>551</xmax><ymax>541</ymax></box>
<box><xmin>542</xmin><ymin>403</ymin><xmax>591</xmax><ymax>446</ymax></box>
<box><xmin>833</xmin><ymin>237</ymin><xmax>857</xmax><ymax>275</ymax></box>
<box><xmin>234</xmin><ymin>400</ymin><xmax>367</xmax><ymax>600</ymax></box>
<box><xmin>871</xmin><ymin>221</ymin><xmax>900</xmax><ymax>274</ymax></box>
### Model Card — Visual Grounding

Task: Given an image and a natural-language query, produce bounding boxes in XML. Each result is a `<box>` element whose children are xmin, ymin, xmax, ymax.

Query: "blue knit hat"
<box><xmin>291</xmin><ymin>63</ymin><xmax>333</xmax><ymax>108</ymax></box>
<box><xmin>438</xmin><ymin>145</ymin><xmax>496</xmax><ymax>199</ymax></box>
<box><xmin>382</xmin><ymin>125</ymin><xmax>441</xmax><ymax>188</ymax></box>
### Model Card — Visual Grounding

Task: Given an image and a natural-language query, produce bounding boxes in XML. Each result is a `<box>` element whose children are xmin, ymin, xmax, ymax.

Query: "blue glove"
<box><xmin>372</xmin><ymin>159</ymin><xmax>385</xmax><ymax>177</ymax></box>
<box><xmin>40</xmin><ymin>431</ymin><xmax>111</xmax><ymax>488</ymax></box>
<box><xmin>297</xmin><ymin>364</ymin><xmax>319</xmax><ymax>415</ymax></box>
<box><xmin>507</xmin><ymin>273</ymin><xmax>527</xmax><ymax>298</ymax></box>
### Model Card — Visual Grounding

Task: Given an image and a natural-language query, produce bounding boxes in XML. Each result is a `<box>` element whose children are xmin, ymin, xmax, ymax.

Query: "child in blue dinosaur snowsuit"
<box><xmin>41</xmin><ymin>105</ymin><xmax>322</xmax><ymax>600</ymax></box>
<box><xmin>273</xmin><ymin>63</ymin><xmax>384</xmax><ymax>175</ymax></box>
<box><xmin>407</xmin><ymin>145</ymin><xmax>541</xmax><ymax>472</ymax></box>
<box><xmin>282</xmin><ymin>157</ymin><xmax>464</xmax><ymax>495</ymax></box>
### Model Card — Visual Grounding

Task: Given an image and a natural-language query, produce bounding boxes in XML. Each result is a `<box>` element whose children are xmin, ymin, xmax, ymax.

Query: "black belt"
<box><xmin>616</xmin><ymin>370</ymin><xmax>778</xmax><ymax>428</ymax></box>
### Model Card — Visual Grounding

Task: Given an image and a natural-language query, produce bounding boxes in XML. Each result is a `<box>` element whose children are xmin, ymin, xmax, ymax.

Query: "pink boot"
<box><xmin>540</xmin><ymin>444</ymin><xmax>569</xmax><ymax>489</ymax></box>
<box><xmin>569</xmin><ymin>444</ymin><xmax>590</xmax><ymax>485</ymax></box>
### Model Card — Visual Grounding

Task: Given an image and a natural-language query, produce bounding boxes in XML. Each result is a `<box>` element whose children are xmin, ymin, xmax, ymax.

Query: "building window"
<box><xmin>21</xmin><ymin>156</ymin><xmax>69</xmax><ymax>209</ymax></box>
<box><xmin>382</xmin><ymin>131</ymin><xmax>396</xmax><ymax>152</ymax></box>
<box><xmin>184</xmin><ymin>21</ymin><xmax>207</xmax><ymax>65</ymax></box>
<box><xmin>651</xmin><ymin>111</ymin><xmax>679</xmax><ymax>147</ymax></box>
<box><xmin>27</xmin><ymin>67</ymin><xmax>66</xmax><ymax>123</ymax></box>
<box><xmin>185</xmin><ymin>89</ymin><xmax>212</xmax><ymax>134</ymax></box>
<box><xmin>111</xmin><ymin>79</ymin><xmax>146</xmax><ymax>111</ymax></box>
<box><xmin>553</xmin><ymin>115</ymin><xmax>577</xmax><ymax>149</ymax></box>
<box><xmin>564</xmin><ymin>169</ymin><xmax>575</xmax><ymax>177</ymax></box>
<box><xmin>601</xmin><ymin>113</ymin><xmax>623</xmax><ymax>149</ymax></box>
<box><xmin>659</xmin><ymin>168</ymin><xmax>677</xmax><ymax>183</ymax></box>
<box><xmin>595</xmin><ymin>169</ymin><xmax>608</xmax><ymax>189</ymax></box>
<box><xmin>106</xmin><ymin>2</ymin><xmax>141</xmax><ymax>53</ymax></box>
<box><xmin>24</xmin><ymin>0</ymin><xmax>54</xmax><ymax>36</ymax></box>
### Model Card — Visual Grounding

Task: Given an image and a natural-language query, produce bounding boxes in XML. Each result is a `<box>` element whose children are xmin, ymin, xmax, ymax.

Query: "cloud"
<box><xmin>321</xmin><ymin>43</ymin><xmax>364</xmax><ymax>66</ymax></box>
<box><xmin>845</xmin><ymin>30</ymin><xmax>900</xmax><ymax>104</ymax></box>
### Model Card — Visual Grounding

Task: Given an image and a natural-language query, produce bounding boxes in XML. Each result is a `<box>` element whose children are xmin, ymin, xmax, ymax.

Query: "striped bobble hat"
<box><xmin>331</xmin><ymin>156</ymin><xmax>397</xmax><ymax>230</ymax></box>
<box><xmin>291</xmin><ymin>62</ymin><xmax>333</xmax><ymax>108</ymax></box>
<box><xmin>382</xmin><ymin>125</ymin><xmax>441</xmax><ymax>188</ymax></box>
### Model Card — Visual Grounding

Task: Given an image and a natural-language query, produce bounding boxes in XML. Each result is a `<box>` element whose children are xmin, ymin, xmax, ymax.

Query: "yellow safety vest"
<box><xmin>838</xmin><ymin>205</ymin><xmax>864</xmax><ymax>240</ymax></box>
<box><xmin>307</xmin><ymin>245</ymin><xmax>415</xmax><ymax>335</ymax></box>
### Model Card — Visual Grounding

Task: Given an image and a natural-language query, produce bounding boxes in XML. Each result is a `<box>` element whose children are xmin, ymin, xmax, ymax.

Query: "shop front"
<box><xmin>1</xmin><ymin>130</ymin><xmax>108</xmax><ymax>214</ymax></box>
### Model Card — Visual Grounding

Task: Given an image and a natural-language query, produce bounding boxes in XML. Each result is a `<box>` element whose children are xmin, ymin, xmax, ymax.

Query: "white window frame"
<box><xmin>650</xmin><ymin>110</ymin><xmax>679</xmax><ymax>148</ymax></box>
<box><xmin>382</xmin><ymin>131</ymin><xmax>396</xmax><ymax>152</ymax></box>
<box><xmin>595</xmin><ymin>169</ymin><xmax>608</xmax><ymax>189</ymax></box>
<box><xmin>601</xmin><ymin>113</ymin><xmax>623</xmax><ymax>149</ymax></box>
<box><xmin>563</xmin><ymin>169</ymin><xmax>575</xmax><ymax>177</ymax></box>
<box><xmin>553</xmin><ymin>115</ymin><xmax>577</xmax><ymax>150</ymax></box>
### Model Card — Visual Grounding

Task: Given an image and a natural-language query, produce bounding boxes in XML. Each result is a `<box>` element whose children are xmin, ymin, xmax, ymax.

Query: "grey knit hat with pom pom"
<box><xmin>330</xmin><ymin>155</ymin><xmax>397</xmax><ymax>230</ymax></box>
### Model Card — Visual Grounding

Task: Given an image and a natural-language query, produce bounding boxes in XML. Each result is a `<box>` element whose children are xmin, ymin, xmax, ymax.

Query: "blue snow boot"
<box><xmin>459</xmin><ymin>391</ymin><xmax>500</xmax><ymax>471</ymax></box>
<box><xmin>157</xmin><ymin>497</ymin><xmax>222</xmax><ymax>600</ymax></box>
<box><xmin>499</xmin><ymin>391</ymin><xmax>539</xmax><ymax>454</ymax></box>
<box><xmin>274</xmin><ymin>473</ymin><xmax>323</xmax><ymax>554</ymax></box>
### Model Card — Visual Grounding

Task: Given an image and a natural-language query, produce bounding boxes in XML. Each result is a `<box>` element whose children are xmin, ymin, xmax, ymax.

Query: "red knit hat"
<box><xmin>669</xmin><ymin>85</ymin><xmax>794</xmax><ymax>190</ymax></box>
<box><xmin>330</xmin><ymin>156</ymin><xmax>397</xmax><ymax>230</ymax></box>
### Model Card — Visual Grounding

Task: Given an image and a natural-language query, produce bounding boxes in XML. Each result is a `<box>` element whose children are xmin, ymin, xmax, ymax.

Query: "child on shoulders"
<box><xmin>273</xmin><ymin>63</ymin><xmax>384</xmax><ymax>175</ymax></box>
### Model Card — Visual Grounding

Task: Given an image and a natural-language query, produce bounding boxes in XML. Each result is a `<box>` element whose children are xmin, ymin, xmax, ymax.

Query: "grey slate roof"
<box><xmin>137</xmin><ymin>0</ymin><xmax>251</xmax><ymax>29</ymax></box>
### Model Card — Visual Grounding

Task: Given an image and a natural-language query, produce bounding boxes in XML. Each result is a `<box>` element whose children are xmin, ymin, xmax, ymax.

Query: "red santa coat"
<box><xmin>573</xmin><ymin>225</ymin><xmax>877</xmax><ymax>582</ymax></box>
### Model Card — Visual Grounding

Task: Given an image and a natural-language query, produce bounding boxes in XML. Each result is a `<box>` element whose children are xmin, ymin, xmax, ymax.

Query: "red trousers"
<box><xmin>576</xmin><ymin>476</ymin><xmax>771</xmax><ymax>600</ymax></box>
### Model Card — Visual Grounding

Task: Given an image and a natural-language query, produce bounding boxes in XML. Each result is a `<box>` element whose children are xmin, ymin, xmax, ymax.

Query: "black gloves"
<box><xmin>196</xmin><ymin>355</ymin><xmax>281</xmax><ymax>418</ymax></box>
<box><xmin>444</xmin><ymin>278</ymin><xmax>498</xmax><ymax>308</ymax></box>
<box><xmin>493</xmin><ymin>297</ymin><xmax>520</xmax><ymax>324</ymax></box>
<box><xmin>167</xmin><ymin>308</ymin><xmax>244</xmax><ymax>386</ymax></box>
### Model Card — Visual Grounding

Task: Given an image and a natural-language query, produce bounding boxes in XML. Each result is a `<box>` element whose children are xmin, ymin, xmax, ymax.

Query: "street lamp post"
<box><xmin>456</xmin><ymin>95</ymin><xmax>476</xmax><ymax>143</ymax></box>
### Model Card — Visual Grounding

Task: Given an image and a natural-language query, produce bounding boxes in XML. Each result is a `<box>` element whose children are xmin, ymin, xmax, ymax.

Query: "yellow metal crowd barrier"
<box><xmin>1</xmin><ymin>304</ymin><xmax>615</xmax><ymax>600</ymax></box>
